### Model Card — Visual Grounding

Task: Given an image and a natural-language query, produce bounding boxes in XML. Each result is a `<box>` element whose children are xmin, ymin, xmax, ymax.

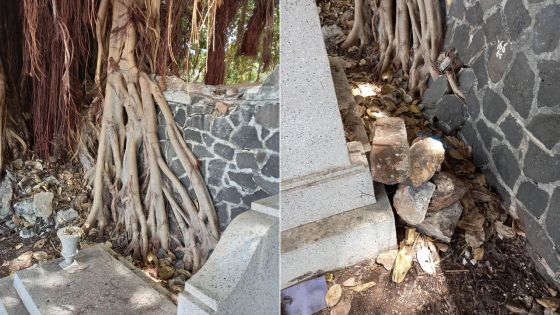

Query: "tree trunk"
<box><xmin>344</xmin><ymin>0</ymin><xmax>455</xmax><ymax>97</ymax></box>
<box><xmin>205</xmin><ymin>0</ymin><xmax>242</xmax><ymax>85</ymax></box>
<box><xmin>85</xmin><ymin>0</ymin><xmax>220</xmax><ymax>273</ymax></box>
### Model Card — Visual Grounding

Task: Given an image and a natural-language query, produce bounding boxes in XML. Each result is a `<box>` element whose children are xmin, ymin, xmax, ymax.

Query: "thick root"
<box><xmin>84</xmin><ymin>0</ymin><xmax>219</xmax><ymax>273</ymax></box>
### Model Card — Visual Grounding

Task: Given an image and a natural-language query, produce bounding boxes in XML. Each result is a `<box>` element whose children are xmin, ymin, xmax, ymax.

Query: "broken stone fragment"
<box><xmin>32</xmin><ymin>191</ymin><xmax>54</xmax><ymax>222</ymax></box>
<box><xmin>369</xmin><ymin>117</ymin><xmax>410</xmax><ymax>185</ymax></box>
<box><xmin>0</xmin><ymin>173</ymin><xmax>14</xmax><ymax>219</ymax></box>
<box><xmin>14</xmin><ymin>199</ymin><xmax>35</xmax><ymax>224</ymax></box>
<box><xmin>429</xmin><ymin>172</ymin><xmax>468</xmax><ymax>212</ymax></box>
<box><xmin>55</xmin><ymin>208</ymin><xmax>79</xmax><ymax>228</ymax></box>
<box><xmin>394</xmin><ymin>181</ymin><xmax>436</xmax><ymax>225</ymax></box>
<box><xmin>434</xmin><ymin>95</ymin><xmax>468</xmax><ymax>134</ymax></box>
<box><xmin>423</xmin><ymin>76</ymin><xmax>449</xmax><ymax>107</ymax></box>
<box><xmin>409</xmin><ymin>138</ymin><xmax>445</xmax><ymax>187</ymax></box>
<box><xmin>416</xmin><ymin>201</ymin><xmax>463</xmax><ymax>243</ymax></box>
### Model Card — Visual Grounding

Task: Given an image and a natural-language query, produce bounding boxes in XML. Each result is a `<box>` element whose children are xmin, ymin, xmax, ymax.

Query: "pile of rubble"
<box><xmin>0</xmin><ymin>159</ymin><xmax>86</xmax><ymax>241</ymax></box>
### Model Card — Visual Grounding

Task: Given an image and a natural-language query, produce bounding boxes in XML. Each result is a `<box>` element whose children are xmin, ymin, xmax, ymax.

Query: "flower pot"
<box><xmin>57</xmin><ymin>226</ymin><xmax>82</xmax><ymax>268</ymax></box>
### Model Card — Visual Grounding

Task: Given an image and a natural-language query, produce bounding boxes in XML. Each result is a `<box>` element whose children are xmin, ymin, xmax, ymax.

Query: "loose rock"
<box><xmin>14</xmin><ymin>199</ymin><xmax>35</xmax><ymax>224</ymax></box>
<box><xmin>429</xmin><ymin>172</ymin><xmax>468</xmax><ymax>211</ymax></box>
<box><xmin>369</xmin><ymin>117</ymin><xmax>410</xmax><ymax>185</ymax></box>
<box><xmin>0</xmin><ymin>173</ymin><xmax>14</xmax><ymax>219</ymax></box>
<box><xmin>416</xmin><ymin>202</ymin><xmax>464</xmax><ymax>242</ymax></box>
<box><xmin>434</xmin><ymin>95</ymin><xmax>468</xmax><ymax>134</ymax></box>
<box><xmin>409</xmin><ymin>138</ymin><xmax>445</xmax><ymax>186</ymax></box>
<box><xmin>322</xmin><ymin>24</ymin><xmax>343</xmax><ymax>40</ymax></box>
<box><xmin>394</xmin><ymin>181</ymin><xmax>436</xmax><ymax>225</ymax></box>
<box><xmin>19</xmin><ymin>228</ymin><xmax>35</xmax><ymax>239</ymax></box>
<box><xmin>423</xmin><ymin>76</ymin><xmax>449</xmax><ymax>107</ymax></box>
<box><xmin>32</xmin><ymin>192</ymin><xmax>54</xmax><ymax>222</ymax></box>
<box><xmin>55</xmin><ymin>208</ymin><xmax>79</xmax><ymax>228</ymax></box>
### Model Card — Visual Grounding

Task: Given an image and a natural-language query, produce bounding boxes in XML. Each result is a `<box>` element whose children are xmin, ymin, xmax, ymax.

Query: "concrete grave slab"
<box><xmin>281</xmin><ymin>183</ymin><xmax>397</xmax><ymax>288</ymax></box>
<box><xmin>279</xmin><ymin>0</ymin><xmax>397</xmax><ymax>288</ymax></box>
<box><xmin>12</xmin><ymin>244</ymin><xmax>176</xmax><ymax>315</ymax></box>
<box><xmin>178</xmin><ymin>196</ymin><xmax>279</xmax><ymax>315</ymax></box>
<box><xmin>0</xmin><ymin>275</ymin><xmax>28</xmax><ymax>315</ymax></box>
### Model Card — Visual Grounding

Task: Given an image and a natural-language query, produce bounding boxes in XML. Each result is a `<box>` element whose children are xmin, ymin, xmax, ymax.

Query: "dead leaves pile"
<box><xmin>324</xmin><ymin>272</ymin><xmax>376</xmax><ymax>313</ymax></box>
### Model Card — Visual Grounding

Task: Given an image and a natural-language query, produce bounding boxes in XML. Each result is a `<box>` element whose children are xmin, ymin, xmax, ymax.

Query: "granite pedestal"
<box><xmin>280</xmin><ymin>0</ymin><xmax>397</xmax><ymax>288</ymax></box>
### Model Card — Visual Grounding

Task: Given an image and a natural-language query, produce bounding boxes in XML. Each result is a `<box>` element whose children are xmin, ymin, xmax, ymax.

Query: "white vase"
<box><xmin>57</xmin><ymin>226</ymin><xmax>82</xmax><ymax>268</ymax></box>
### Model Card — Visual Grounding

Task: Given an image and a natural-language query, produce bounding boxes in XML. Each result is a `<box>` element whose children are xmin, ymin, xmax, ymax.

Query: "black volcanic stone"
<box><xmin>483</xmin><ymin>10</ymin><xmax>503</xmax><ymax>44</ymax></box>
<box><xmin>482</xmin><ymin>89</ymin><xmax>507</xmax><ymax>123</ymax></box>
<box><xmin>526</xmin><ymin>114</ymin><xmax>560</xmax><ymax>150</ymax></box>
<box><xmin>499</xmin><ymin>115</ymin><xmax>523</xmax><ymax>148</ymax></box>
<box><xmin>476</xmin><ymin>119</ymin><xmax>503</xmax><ymax>149</ymax></box>
<box><xmin>466</xmin><ymin>2</ymin><xmax>483</xmax><ymax>25</ymax></box>
<box><xmin>491</xmin><ymin>144</ymin><xmax>520</xmax><ymax>188</ymax></box>
<box><xmin>504</xmin><ymin>0</ymin><xmax>531</xmax><ymax>41</ymax></box>
<box><xmin>503</xmin><ymin>53</ymin><xmax>534</xmax><ymax>118</ymax></box>
<box><xmin>516</xmin><ymin>181</ymin><xmax>549</xmax><ymax>218</ymax></box>
<box><xmin>537</xmin><ymin>60</ymin><xmax>560</xmax><ymax>109</ymax></box>
<box><xmin>524</xmin><ymin>141</ymin><xmax>560</xmax><ymax>183</ymax></box>
<box><xmin>532</xmin><ymin>4</ymin><xmax>560</xmax><ymax>54</ymax></box>
<box><xmin>546</xmin><ymin>188</ymin><xmax>560</xmax><ymax>246</ymax></box>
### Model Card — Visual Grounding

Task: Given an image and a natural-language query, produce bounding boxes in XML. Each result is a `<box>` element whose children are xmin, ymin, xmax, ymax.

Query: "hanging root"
<box><xmin>346</xmin><ymin>0</ymin><xmax>462</xmax><ymax>99</ymax></box>
<box><xmin>83</xmin><ymin>0</ymin><xmax>219</xmax><ymax>273</ymax></box>
<box><xmin>341</xmin><ymin>0</ymin><xmax>373</xmax><ymax>49</ymax></box>
<box><xmin>0</xmin><ymin>60</ymin><xmax>6</xmax><ymax>172</ymax></box>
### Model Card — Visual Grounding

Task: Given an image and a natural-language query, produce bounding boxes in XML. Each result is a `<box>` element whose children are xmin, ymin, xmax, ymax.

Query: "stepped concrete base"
<box><xmin>281</xmin><ymin>151</ymin><xmax>376</xmax><ymax>231</ymax></box>
<box><xmin>12</xmin><ymin>244</ymin><xmax>176</xmax><ymax>315</ymax></box>
<box><xmin>178</xmin><ymin>196</ymin><xmax>279</xmax><ymax>315</ymax></box>
<box><xmin>0</xmin><ymin>276</ymin><xmax>27</xmax><ymax>315</ymax></box>
<box><xmin>281</xmin><ymin>183</ymin><xmax>397</xmax><ymax>288</ymax></box>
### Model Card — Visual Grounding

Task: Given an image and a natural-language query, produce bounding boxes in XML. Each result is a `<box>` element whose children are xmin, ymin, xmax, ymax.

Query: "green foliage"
<box><xmin>185</xmin><ymin>0</ymin><xmax>279</xmax><ymax>84</ymax></box>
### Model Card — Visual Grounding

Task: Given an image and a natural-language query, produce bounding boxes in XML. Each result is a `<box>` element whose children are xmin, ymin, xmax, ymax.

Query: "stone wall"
<box><xmin>158</xmin><ymin>70</ymin><xmax>279</xmax><ymax>230</ymax></box>
<box><xmin>445</xmin><ymin>0</ymin><xmax>560</xmax><ymax>286</ymax></box>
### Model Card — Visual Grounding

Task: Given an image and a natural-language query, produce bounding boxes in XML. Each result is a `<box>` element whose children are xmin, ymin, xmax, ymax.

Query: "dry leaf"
<box><xmin>353</xmin><ymin>281</ymin><xmax>375</xmax><ymax>292</ymax></box>
<box><xmin>409</xmin><ymin>104</ymin><xmax>422</xmax><ymax>113</ymax></box>
<box><xmin>342</xmin><ymin>277</ymin><xmax>358</xmax><ymax>287</ymax></box>
<box><xmin>326</xmin><ymin>284</ymin><xmax>342</xmax><ymax>307</ymax></box>
<box><xmin>465</xmin><ymin>230</ymin><xmax>485</xmax><ymax>248</ymax></box>
<box><xmin>404</xmin><ymin>228</ymin><xmax>417</xmax><ymax>246</ymax></box>
<box><xmin>416</xmin><ymin>246</ymin><xmax>436</xmax><ymax>275</ymax></box>
<box><xmin>325</xmin><ymin>272</ymin><xmax>334</xmax><ymax>282</ymax></box>
<box><xmin>436</xmin><ymin>242</ymin><xmax>449</xmax><ymax>252</ymax></box>
<box><xmin>32</xmin><ymin>251</ymin><xmax>48</xmax><ymax>261</ymax></box>
<box><xmin>473</xmin><ymin>247</ymin><xmax>484</xmax><ymax>261</ymax></box>
<box><xmin>536</xmin><ymin>297</ymin><xmax>560</xmax><ymax>310</ymax></box>
<box><xmin>15</xmin><ymin>243</ymin><xmax>23</xmax><ymax>250</ymax></box>
<box><xmin>33</xmin><ymin>239</ymin><xmax>46</xmax><ymax>249</ymax></box>
<box><xmin>449</xmin><ymin>149</ymin><xmax>466</xmax><ymax>160</ymax></box>
<box><xmin>376</xmin><ymin>249</ymin><xmax>398</xmax><ymax>270</ymax></box>
<box><xmin>392</xmin><ymin>245</ymin><xmax>413</xmax><ymax>283</ymax></box>
<box><xmin>494</xmin><ymin>221</ymin><xmax>516</xmax><ymax>239</ymax></box>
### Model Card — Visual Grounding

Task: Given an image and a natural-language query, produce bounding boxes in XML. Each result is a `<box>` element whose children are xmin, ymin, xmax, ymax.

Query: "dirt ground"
<box><xmin>317</xmin><ymin>229</ymin><xmax>552</xmax><ymax>315</ymax></box>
